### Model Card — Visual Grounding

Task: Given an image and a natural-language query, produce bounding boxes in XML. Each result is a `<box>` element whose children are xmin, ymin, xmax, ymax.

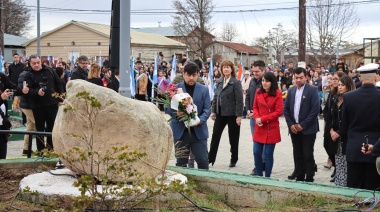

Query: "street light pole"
<box><xmin>37</xmin><ymin>0</ymin><xmax>41</xmax><ymax>56</ymax></box>
<box><xmin>119</xmin><ymin>0</ymin><xmax>131</xmax><ymax>97</ymax></box>
<box><xmin>0</xmin><ymin>0</ymin><xmax>4</xmax><ymax>57</ymax></box>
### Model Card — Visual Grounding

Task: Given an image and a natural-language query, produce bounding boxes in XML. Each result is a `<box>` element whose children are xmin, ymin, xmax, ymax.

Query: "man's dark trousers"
<box><xmin>291</xmin><ymin>133</ymin><xmax>316</xmax><ymax>181</ymax></box>
<box><xmin>33</xmin><ymin>104</ymin><xmax>58</xmax><ymax>151</ymax></box>
<box><xmin>175</xmin><ymin>130</ymin><xmax>209</xmax><ymax>170</ymax></box>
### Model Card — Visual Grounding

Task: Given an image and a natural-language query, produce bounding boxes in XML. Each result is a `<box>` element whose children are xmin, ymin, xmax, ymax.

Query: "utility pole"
<box><xmin>0</xmin><ymin>0</ymin><xmax>4</xmax><ymax>56</ymax></box>
<box><xmin>37</xmin><ymin>0</ymin><xmax>41</xmax><ymax>56</ymax></box>
<box><xmin>298</xmin><ymin>0</ymin><xmax>306</xmax><ymax>63</ymax></box>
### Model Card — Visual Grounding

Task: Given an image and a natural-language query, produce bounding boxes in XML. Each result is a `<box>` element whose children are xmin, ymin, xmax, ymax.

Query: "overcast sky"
<box><xmin>25</xmin><ymin>0</ymin><xmax>380</xmax><ymax>45</ymax></box>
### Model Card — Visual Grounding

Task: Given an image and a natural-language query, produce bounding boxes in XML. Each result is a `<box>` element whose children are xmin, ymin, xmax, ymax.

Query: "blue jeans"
<box><xmin>242</xmin><ymin>107</ymin><xmax>247</xmax><ymax>118</ymax></box>
<box><xmin>250</xmin><ymin>118</ymin><xmax>265</xmax><ymax>165</ymax></box>
<box><xmin>174</xmin><ymin>131</ymin><xmax>209</xmax><ymax>170</ymax></box>
<box><xmin>253</xmin><ymin>142</ymin><xmax>276</xmax><ymax>177</ymax></box>
<box><xmin>250</xmin><ymin>118</ymin><xmax>255</xmax><ymax>135</ymax></box>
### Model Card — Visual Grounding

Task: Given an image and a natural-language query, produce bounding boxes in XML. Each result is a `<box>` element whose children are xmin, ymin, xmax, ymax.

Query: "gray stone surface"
<box><xmin>53</xmin><ymin>80</ymin><xmax>173</xmax><ymax>182</ymax></box>
<box><xmin>7</xmin><ymin>115</ymin><xmax>334</xmax><ymax>185</ymax></box>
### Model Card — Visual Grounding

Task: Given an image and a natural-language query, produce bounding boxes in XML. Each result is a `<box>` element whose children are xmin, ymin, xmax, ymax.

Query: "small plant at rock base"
<box><xmin>51</xmin><ymin>91</ymin><xmax>185</xmax><ymax>211</ymax></box>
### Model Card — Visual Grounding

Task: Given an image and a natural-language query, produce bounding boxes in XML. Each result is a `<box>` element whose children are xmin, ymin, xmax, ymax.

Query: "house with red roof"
<box><xmin>206</xmin><ymin>41</ymin><xmax>267</xmax><ymax>66</ymax></box>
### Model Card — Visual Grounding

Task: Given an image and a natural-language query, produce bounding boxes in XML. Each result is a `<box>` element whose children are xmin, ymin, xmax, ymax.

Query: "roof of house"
<box><xmin>23</xmin><ymin>20</ymin><xmax>186</xmax><ymax>47</ymax></box>
<box><xmin>217</xmin><ymin>41</ymin><xmax>260</xmax><ymax>54</ymax></box>
<box><xmin>132</xmin><ymin>26</ymin><xmax>177</xmax><ymax>37</ymax></box>
<box><xmin>5</xmin><ymin>34</ymin><xmax>29</xmax><ymax>46</ymax></box>
<box><xmin>133</xmin><ymin>26</ymin><xmax>215</xmax><ymax>38</ymax></box>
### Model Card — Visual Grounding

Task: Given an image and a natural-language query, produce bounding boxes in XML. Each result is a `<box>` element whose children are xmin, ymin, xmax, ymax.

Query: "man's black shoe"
<box><xmin>288</xmin><ymin>171</ymin><xmax>296</xmax><ymax>180</ymax></box>
<box><xmin>331</xmin><ymin>168</ymin><xmax>336</xmax><ymax>178</ymax></box>
<box><xmin>229</xmin><ymin>162</ymin><xmax>236</xmax><ymax>167</ymax></box>
<box><xmin>250</xmin><ymin>168</ymin><xmax>257</xmax><ymax>176</ymax></box>
<box><xmin>330</xmin><ymin>177</ymin><xmax>335</xmax><ymax>183</ymax></box>
<box><xmin>22</xmin><ymin>150</ymin><xmax>34</xmax><ymax>156</ymax></box>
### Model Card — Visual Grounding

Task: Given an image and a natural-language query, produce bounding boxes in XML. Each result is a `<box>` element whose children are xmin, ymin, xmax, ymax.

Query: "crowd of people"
<box><xmin>163</xmin><ymin>55</ymin><xmax>380</xmax><ymax>191</ymax></box>
<box><xmin>1</xmin><ymin>51</ymin><xmax>380</xmax><ymax>192</ymax></box>
<box><xmin>0</xmin><ymin>53</ymin><xmax>118</xmax><ymax>159</ymax></box>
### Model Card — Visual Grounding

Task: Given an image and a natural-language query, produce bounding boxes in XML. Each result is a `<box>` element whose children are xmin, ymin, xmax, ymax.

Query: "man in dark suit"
<box><xmin>165</xmin><ymin>62</ymin><xmax>211</xmax><ymax>170</ymax></box>
<box><xmin>245</xmin><ymin>60</ymin><xmax>264</xmax><ymax>175</ymax></box>
<box><xmin>284</xmin><ymin>67</ymin><xmax>320</xmax><ymax>182</ymax></box>
<box><xmin>341</xmin><ymin>63</ymin><xmax>380</xmax><ymax>190</ymax></box>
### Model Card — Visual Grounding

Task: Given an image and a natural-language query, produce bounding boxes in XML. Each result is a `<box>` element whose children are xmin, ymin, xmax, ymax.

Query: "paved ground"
<box><xmin>6</xmin><ymin>116</ymin><xmax>334</xmax><ymax>185</ymax></box>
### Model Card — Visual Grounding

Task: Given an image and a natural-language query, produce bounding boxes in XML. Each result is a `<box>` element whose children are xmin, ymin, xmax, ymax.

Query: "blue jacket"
<box><xmin>284</xmin><ymin>83</ymin><xmax>320</xmax><ymax>135</ymax></box>
<box><xmin>165</xmin><ymin>82</ymin><xmax>211</xmax><ymax>140</ymax></box>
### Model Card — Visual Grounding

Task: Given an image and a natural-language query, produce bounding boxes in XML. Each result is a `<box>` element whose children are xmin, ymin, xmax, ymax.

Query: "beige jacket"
<box><xmin>136</xmin><ymin>73</ymin><xmax>148</xmax><ymax>95</ymax></box>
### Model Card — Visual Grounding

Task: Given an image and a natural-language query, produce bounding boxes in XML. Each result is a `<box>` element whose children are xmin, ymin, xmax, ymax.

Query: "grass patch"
<box><xmin>252</xmin><ymin>195</ymin><xmax>378</xmax><ymax>212</ymax></box>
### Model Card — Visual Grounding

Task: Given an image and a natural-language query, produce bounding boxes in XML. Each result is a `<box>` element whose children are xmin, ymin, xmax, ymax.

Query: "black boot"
<box><xmin>330</xmin><ymin>176</ymin><xmax>335</xmax><ymax>183</ymax></box>
<box><xmin>288</xmin><ymin>170</ymin><xmax>296</xmax><ymax>180</ymax></box>
<box><xmin>331</xmin><ymin>168</ymin><xmax>336</xmax><ymax>178</ymax></box>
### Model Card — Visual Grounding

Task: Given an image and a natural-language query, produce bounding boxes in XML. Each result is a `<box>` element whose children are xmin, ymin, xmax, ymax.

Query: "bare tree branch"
<box><xmin>218</xmin><ymin>21</ymin><xmax>239</xmax><ymax>42</ymax></box>
<box><xmin>2</xmin><ymin>0</ymin><xmax>31</xmax><ymax>36</ymax></box>
<box><xmin>253</xmin><ymin>23</ymin><xmax>296</xmax><ymax>63</ymax></box>
<box><xmin>306</xmin><ymin>0</ymin><xmax>360</xmax><ymax>64</ymax></box>
<box><xmin>172</xmin><ymin>0</ymin><xmax>215</xmax><ymax>60</ymax></box>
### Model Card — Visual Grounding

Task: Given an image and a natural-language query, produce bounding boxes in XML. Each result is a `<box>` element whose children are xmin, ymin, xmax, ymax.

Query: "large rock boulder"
<box><xmin>53</xmin><ymin>80</ymin><xmax>173</xmax><ymax>182</ymax></box>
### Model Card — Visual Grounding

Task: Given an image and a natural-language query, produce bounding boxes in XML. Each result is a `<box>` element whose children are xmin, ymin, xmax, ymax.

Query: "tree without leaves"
<box><xmin>172</xmin><ymin>0</ymin><xmax>215</xmax><ymax>61</ymax></box>
<box><xmin>254</xmin><ymin>23</ymin><xmax>296</xmax><ymax>63</ymax></box>
<box><xmin>218</xmin><ymin>21</ymin><xmax>239</xmax><ymax>42</ymax></box>
<box><xmin>306</xmin><ymin>0</ymin><xmax>360</xmax><ymax>64</ymax></box>
<box><xmin>2</xmin><ymin>0</ymin><xmax>31</xmax><ymax>36</ymax></box>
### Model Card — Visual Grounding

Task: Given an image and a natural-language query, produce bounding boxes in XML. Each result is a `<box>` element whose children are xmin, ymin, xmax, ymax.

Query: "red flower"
<box><xmin>167</xmin><ymin>83</ymin><xmax>177</xmax><ymax>92</ymax></box>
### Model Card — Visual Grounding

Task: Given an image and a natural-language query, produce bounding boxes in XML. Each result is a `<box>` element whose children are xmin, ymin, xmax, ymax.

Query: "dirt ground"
<box><xmin>0</xmin><ymin>166</ymin><xmax>49</xmax><ymax>211</ymax></box>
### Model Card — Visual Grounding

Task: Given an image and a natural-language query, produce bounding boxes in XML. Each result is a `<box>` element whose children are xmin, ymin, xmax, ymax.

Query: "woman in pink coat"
<box><xmin>253</xmin><ymin>72</ymin><xmax>284</xmax><ymax>177</ymax></box>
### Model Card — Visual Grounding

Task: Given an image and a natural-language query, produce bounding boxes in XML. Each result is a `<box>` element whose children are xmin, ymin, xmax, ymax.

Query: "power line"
<box><xmin>23</xmin><ymin>0</ymin><xmax>380</xmax><ymax>15</ymax></box>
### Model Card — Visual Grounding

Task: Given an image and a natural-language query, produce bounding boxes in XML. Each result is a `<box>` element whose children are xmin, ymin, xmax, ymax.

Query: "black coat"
<box><xmin>245</xmin><ymin>78</ymin><xmax>261</xmax><ymax>112</ymax></box>
<box><xmin>71</xmin><ymin>66</ymin><xmax>88</xmax><ymax>80</ymax></box>
<box><xmin>330</xmin><ymin>95</ymin><xmax>346</xmax><ymax>155</ymax></box>
<box><xmin>0</xmin><ymin>72</ymin><xmax>18</xmax><ymax>110</ymax></box>
<box><xmin>18</xmin><ymin>70</ymin><xmax>31</xmax><ymax>109</ymax></box>
<box><xmin>323</xmin><ymin>92</ymin><xmax>333</xmax><ymax>138</ymax></box>
<box><xmin>8</xmin><ymin>62</ymin><xmax>25</xmax><ymax>85</ymax></box>
<box><xmin>212</xmin><ymin>77</ymin><xmax>243</xmax><ymax>117</ymax></box>
<box><xmin>24</xmin><ymin>66</ymin><xmax>64</xmax><ymax>108</ymax></box>
<box><xmin>86</xmin><ymin>77</ymin><xmax>104</xmax><ymax>87</ymax></box>
<box><xmin>341</xmin><ymin>84</ymin><xmax>380</xmax><ymax>163</ymax></box>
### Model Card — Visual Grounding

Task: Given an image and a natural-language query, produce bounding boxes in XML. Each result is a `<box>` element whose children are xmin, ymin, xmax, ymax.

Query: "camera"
<box><xmin>39</xmin><ymin>77</ymin><xmax>48</xmax><ymax>92</ymax></box>
<box><xmin>8</xmin><ymin>89</ymin><xmax>14</xmax><ymax>96</ymax></box>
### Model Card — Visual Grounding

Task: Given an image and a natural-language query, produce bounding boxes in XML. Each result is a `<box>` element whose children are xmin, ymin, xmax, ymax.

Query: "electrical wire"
<box><xmin>22</xmin><ymin>0</ymin><xmax>380</xmax><ymax>15</ymax></box>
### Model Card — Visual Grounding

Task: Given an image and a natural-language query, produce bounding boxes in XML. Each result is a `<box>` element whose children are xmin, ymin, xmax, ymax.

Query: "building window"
<box><xmin>12</xmin><ymin>50</ymin><xmax>17</xmax><ymax>55</ymax></box>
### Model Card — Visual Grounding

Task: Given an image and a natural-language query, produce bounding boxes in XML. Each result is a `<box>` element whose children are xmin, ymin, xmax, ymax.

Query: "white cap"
<box><xmin>357</xmin><ymin>63</ymin><xmax>379</xmax><ymax>74</ymax></box>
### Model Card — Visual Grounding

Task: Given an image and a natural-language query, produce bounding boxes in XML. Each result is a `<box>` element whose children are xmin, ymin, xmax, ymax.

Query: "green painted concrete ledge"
<box><xmin>0</xmin><ymin>157</ymin><xmax>59</xmax><ymax>169</ymax></box>
<box><xmin>168</xmin><ymin>166</ymin><xmax>380</xmax><ymax>199</ymax></box>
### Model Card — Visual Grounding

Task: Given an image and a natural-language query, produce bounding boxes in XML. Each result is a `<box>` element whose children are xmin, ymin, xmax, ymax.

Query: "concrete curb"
<box><xmin>0</xmin><ymin>158</ymin><xmax>59</xmax><ymax>169</ymax></box>
<box><xmin>168</xmin><ymin>166</ymin><xmax>379</xmax><ymax>207</ymax></box>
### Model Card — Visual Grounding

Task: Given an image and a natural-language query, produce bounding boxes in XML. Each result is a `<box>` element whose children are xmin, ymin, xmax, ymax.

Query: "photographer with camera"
<box><xmin>0</xmin><ymin>71</ymin><xmax>19</xmax><ymax>159</ymax></box>
<box><xmin>23</xmin><ymin>55</ymin><xmax>63</xmax><ymax>154</ymax></box>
